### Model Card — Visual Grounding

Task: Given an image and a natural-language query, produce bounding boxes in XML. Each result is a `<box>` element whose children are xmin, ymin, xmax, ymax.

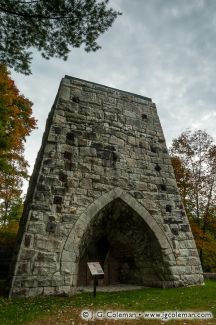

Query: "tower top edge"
<box><xmin>64</xmin><ymin>75</ymin><xmax>152</xmax><ymax>103</ymax></box>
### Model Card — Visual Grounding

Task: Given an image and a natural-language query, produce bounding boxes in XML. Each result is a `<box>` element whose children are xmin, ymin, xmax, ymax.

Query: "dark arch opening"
<box><xmin>77</xmin><ymin>198</ymin><xmax>169</xmax><ymax>287</ymax></box>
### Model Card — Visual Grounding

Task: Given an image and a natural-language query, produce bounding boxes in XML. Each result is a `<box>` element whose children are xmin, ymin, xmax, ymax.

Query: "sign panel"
<box><xmin>87</xmin><ymin>262</ymin><xmax>104</xmax><ymax>276</ymax></box>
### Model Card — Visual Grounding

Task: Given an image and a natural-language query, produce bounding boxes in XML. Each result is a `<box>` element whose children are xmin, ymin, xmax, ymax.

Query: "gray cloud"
<box><xmin>11</xmin><ymin>0</ymin><xmax>216</xmax><ymax>192</ymax></box>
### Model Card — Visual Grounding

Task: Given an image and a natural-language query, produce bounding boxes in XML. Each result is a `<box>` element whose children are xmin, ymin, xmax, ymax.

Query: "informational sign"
<box><xmin>87</xmin><ymin>262</ymin><xmax>104</xmax><ymax>276</ymax></box>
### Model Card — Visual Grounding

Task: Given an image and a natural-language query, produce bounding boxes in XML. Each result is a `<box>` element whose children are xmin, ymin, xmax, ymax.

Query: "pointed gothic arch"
<box><xmin>61</xmin><ymin>188</ymin><xmax>176</xmax><ymax>289</ymax></box>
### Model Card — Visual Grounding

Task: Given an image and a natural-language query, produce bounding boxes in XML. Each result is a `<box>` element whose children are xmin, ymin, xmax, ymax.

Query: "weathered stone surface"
<box><xmin>9</xmin><ymin>76</ymin><xmax>203</xmax><ymax>297</ymax></box>
<box><xmin>34</xmin><ymin>235</ymin><xmax>62</xmax><ymax>252</ymax></box>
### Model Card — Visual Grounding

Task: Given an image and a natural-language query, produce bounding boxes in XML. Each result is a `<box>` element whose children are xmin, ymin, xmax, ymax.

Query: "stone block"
<box><xmin>187</xmin><ymin>257</ymin><xmax>200</xmax><ymax>266</ymax></box>
<box><xmin>56</xmin><ymin>286</ymin><xmax>71</xmax><ymax>296</ymax></box>
<box><xmin>62</xmin><ymin>249</ymin><xmax>77</xmax><ymax>262</ymax></box>
<box><xmin>109</xmin><ymin>135</ymin><xmax>125</xmax><ymax>147</ymax></box>
<box><xmin>35</xmin><ymin>251</ymin><xmax>57</xmax><ymax>263</ymax></box>
<box><xmin>79</xmin><ymin>147</ymin><xmax>97</xmax><ymax>157</ymax></box>
<box><xmin>61</xmin><ymin>214</ymin><xmax>77</xmax><ymax>222</ymax></box>
<box><xmin>79</xmin><ymin>162</ymin><xmax>92</xmax><ymax>172</ymax></box>
<box><xmin>79</xmin><ymin>178</ymin><xmax>92</xmax><ymax>189</ymax></box>
<box><xmin>64</xmin><ymin>276</ymin><xmax>72</xmax><ymax>286</ymax></box>
<box><xmin>32</xmin><ymin>263</ymin><xmax>58</xmax><ymax>276</ymax></box>
<box><xmin>93</xmin><ymin>165</ymin><xmax>104</xmax><ymax>175</ymax></box>
<box><xmin>180</xmin><ymin>224</ymin><xmax>190</xmax><ymax>232</ymax></box>
<box><xmin>20</xmin><ymin>249</ymin><xmax>37</xmax><ymax>260</ymax></box>
<box><xmin>26</xmin><ymin>287</ymin><xmax>43</xmax><ymax>297</ymax></box>
<box><xmin>34</xmin><ymin>235</ymin><xmax>62</xmax><ymax>252</ymax></box>
<box><xmin>61</xmin><ymin>261</ymin><xmax>78</xmax><ymax>275</ymax></box>
<box><xmin>92</xmin><ymin>182</ymin><xmax>112</xmax><ymax>191</ymax></box>
<box><xmin>135</xmin><ymin>181</ymin><xmax>147</xmax><ymax>191</ymax></box>
<box><xmin>16</xmin><ymin>261</ymin><xmax>30</xmax><ymax>275</ymax></box>
<box><xmin>52</xmin><ymin>272</ymin><xmax>65</xmax><ymax>286</ymax></box>
<box><xmin>43</xmin><ymin>286</ymin><xmax>56</xmax><ymax>296</ymax></box>
<box><xmin>28</xmin><ymin>223</ymin><xmax>45</xmax><ymax>234</ymax></box>
<box><xmin>30</xmin><ymin>211</ymin><xmax>44</xmax><ymax>222</ymax></box>
<box><xmin>37</xmin><ymin>278</ymin><xmax>52</xmax><ymax>287</ymax></box>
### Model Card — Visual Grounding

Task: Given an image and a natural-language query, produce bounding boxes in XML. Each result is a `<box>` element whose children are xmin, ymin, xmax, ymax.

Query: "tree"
<box><xmin>170</xmin><ymin>129</ymin><xmax>216</xmax><ymax>222</ymax></box>
<box><xmin>170</xmin><ymin>155</ymin><xmax>193</xmax><ymax>217</ymax></box>
<box><xmin>0</xmin><ymin>158</ymin><xmax>26</xmax><ymax>224</ymax></box>
<box><xmin>190</xmin><ymin>216</ymin><xmax>216</xmax><ymax>272</ymax></box>
<box><xmin>170</xmin><ymin>129</ymin><xmax>216</xmax><ymax>270</ymax></box>
<box><xmin>0</xmin><ymin>64</ymin><xmax>36</xmax><ymax>224</ymax></box>
<box><xmin>0</xmin><ymin>0</ymin><xmax>121</xmax><ymax>75</ymax></box>
<box><xmin>0</xmin><ymin>198</ymin><xmax>23</xmax><ymax>259</ymax></box>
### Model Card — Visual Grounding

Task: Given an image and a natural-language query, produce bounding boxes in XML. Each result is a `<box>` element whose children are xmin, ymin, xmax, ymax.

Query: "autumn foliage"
<box><xmin>0</xmin><ymin>64</ymin><xmax>36</xmax><ymax>224</ymax></box>
<box><xmin>170</xmin><ymin>130</ymin><xmax>216</xmax><ymax>272</ymax></box>
<box><xmin>190</xmin><ymin>219</ymin><xmax>216</xmax><ymax>272</ymax></box>
<box><xmin>0</xmin><ymin>64</ymin><xmax>36</xmax><ymax>163</ymax></box>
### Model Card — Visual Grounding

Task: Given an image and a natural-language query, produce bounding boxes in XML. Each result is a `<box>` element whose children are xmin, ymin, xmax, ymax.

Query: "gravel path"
<box><xmin>76</xmin><ymin>284</ymin><xmax>145</xmax><ymax>293</ymax></box>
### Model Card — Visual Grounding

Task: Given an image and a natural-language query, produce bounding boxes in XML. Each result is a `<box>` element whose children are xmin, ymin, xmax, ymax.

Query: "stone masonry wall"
<box><xmin>10</xmin><ymin>76</ymin><xmax>203</xmax><ymax>297</ymax></box>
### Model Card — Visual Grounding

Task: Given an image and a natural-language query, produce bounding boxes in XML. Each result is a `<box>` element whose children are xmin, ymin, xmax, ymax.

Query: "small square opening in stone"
<box><xmin>151</xmin><ymin>146</ymin><xmax>157</xmax><ymax>153</ymax></box>
<box><xmin>46</xmin><ymin>222</ymin><xmax>57</xmax><ymax>233</ymax></box>
<box><xmin>63</xmin><ymin>151</ymin><xmax>72</xmax><ymax>160</ymax></box>
<box><xmin>59</xmin><ymin>172</ymin><xmax>67</xmax><ymax>182</ymax></box>
<box><xmin>155</xmin><ymin>164</ymin><xmax>161</xmax><ymax>172</ymax></box>
<box><xmin>72</xmin><ymin>96</ymin><xmax>80</xmax><ymax>103</ymax></box>
<box><xmin>161</xmin><ymin>184</ymin><xmax>167</xmax><ymax>191</ymax></box>
<box><xmin>54</xmin><ymin>127</ymin><xmax>61</xmax><ymax>134</ymax></box>
<box><xmin>53</xmin><ymin>196</ymin><xmax>63</xmax><ymax>204</ymax></box>
<box><xmin>166</xmin><ymin>205</ymin><xmax>172</xmax><ymax>212</ymax></box>
<box><xmin>66</xmin><ymin>132</ymin><xmax>75</xmax><ymax>140</ymax></box>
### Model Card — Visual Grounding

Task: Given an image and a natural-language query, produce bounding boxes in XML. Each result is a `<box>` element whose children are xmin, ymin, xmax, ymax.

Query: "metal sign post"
<box><xmin>93</xmin><ymin>275</ymin><xmax>97</xmax><ymax>298</ymax></box>
<box><xmin>87</xmin><ymin>262</ymin><xmax>104</xmax><ymax>298</ymax></box>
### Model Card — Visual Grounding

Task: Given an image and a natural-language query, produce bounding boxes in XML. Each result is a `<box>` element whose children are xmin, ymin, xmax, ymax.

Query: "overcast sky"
<box><xmin>10</xmin><ymin>0</ymin><xmax>216</xmax><ymax>193</ymax></box>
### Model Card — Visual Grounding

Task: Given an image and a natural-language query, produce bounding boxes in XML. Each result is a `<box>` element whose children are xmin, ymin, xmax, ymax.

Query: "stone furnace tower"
<box><xmin>10</xmin><ymin>76</ymin><xmax>203</xmax><ymax>297</ymax></box>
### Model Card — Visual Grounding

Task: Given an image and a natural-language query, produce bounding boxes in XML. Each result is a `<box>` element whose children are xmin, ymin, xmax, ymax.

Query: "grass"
<box><xmin>0</xmin><ymin>280</ymin><xmax>216</xmax><ymax>325</ymax></box>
